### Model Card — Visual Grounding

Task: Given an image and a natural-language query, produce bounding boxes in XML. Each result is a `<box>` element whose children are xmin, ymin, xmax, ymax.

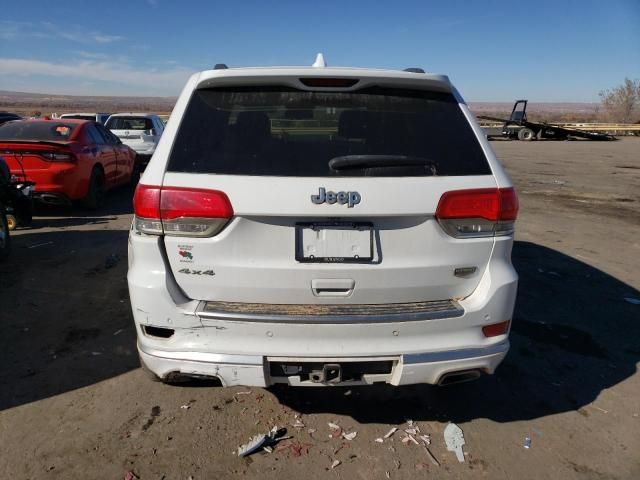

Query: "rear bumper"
<box><xmin>128</xmin><ymin>233</ymin><xmax>518</xmax><ymax>387</ymax></box>
<box><xmin>138</xmin><ymin>339</ymin><xmax>509</xmax><ymax>386</ymax></box>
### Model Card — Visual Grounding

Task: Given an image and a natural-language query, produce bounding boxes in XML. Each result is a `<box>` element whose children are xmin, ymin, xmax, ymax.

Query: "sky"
<box><xmin>0</xmin><ymin>0</ymin><xmax>638</xmax><ymax>102</ymax></box>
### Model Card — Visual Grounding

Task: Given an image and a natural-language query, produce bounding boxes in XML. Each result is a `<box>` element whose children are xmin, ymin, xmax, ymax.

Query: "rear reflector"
<box><xmin>482</xmin><ymin>320</ymin><xmax>511</xmax><ymax>337</ymax></box>
<box><xmin>436</xmin><ymin>187</ymin><xmax>518</xmax><ymax>238</ymax></box>
<box><xmin>133</xmin><ymin>184</ymin><xmax>233</xmax><ymax>237</ymax></box>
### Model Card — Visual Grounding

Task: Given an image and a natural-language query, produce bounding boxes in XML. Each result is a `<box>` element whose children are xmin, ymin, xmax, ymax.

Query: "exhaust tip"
<box><xmin>437</xmin><ymin>369</ymin><xmax>483</xmax><ymax>386</ymax></box>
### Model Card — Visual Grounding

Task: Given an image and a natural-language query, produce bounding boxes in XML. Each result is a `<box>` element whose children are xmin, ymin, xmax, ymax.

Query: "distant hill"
<box><xmin>0</xmin><ymin>90</ymin><xmax>602</xmax><ymax>122</ymax></box>
<box><xmin>0</xmin><ymin>90</ymin><xmax>176</xmax><ymax>116</ymax></box>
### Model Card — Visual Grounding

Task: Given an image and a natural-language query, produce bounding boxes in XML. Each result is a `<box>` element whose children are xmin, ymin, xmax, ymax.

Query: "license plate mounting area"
<box><xmin>296</xmin><ymin>222</ymin><xmax>373</xmax><ymax>263</ymax></box>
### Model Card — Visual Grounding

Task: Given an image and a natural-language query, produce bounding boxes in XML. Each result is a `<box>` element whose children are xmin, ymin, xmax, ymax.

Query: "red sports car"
<box><xmin>0</xmin><ymin>119</ymin><xmax>136</xmax><ymax>208</ymax></box>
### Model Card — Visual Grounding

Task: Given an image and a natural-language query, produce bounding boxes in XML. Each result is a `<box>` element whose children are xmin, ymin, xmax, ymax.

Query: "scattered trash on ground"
<box><xmin>330</xmin><ymin>459</ymin><xmax>341</xmax><ymax>469</ymax></box>
<box><xmin>419</xmin><ymin>434</ymin><xmax>431</xmax><ymax>445</ymax></box>
<box><xmin>383</xmin><ymin>427</ymin><xmax>398</xmax><ymax>439</ymax></box>
<box><xmin>588</xmin><ymin>404</ymin><xmax>609</xmax><ymax>414</ymax></box>
<box><xmin>237</xmin><ymin>426</ymin><xmax>287</xmax><ymax>457</ymax></box>
<box><xmin>624</xmin><ymin>297</ymin><xmax>640</xmax><ymax>305</ymax></box>
<box><xmin>342</xmin><ymin>431</ymin><xmax>357</xmax><ymax>441</ymax></box>
<box><xmin>524</xmin><ymin>436</ymin><xmax>532</xmax><ymax>449</ymax></box>
<box><xmin>328</xmin><ymin>422</ymin><xmax>342</xmax><ymax>438</ymax></box>
<box><xmin>27</xmin><ymin>241</ymin><xmax>53</xmax><ymax>249</ymax></box>
<box><xmin>375</xmin><ymin>438</ymin><xmax>384</xmax><ymax>443</ymax></box>
<box><xmin>289</xmin><ymin>442</ymin><xmax>313</xmax><ymax>457</ymax></box>
<box><xmin>291</xmin><ymin>415</ymin><xmax>305</xmax><ymax>428</ymax></box>
<box><xmin>180</xmin><ymin>404</ymin><xmax>190</xmax><ymax>410</ymax></box>
<box><xmin>401</xmin><ymin>434</ymin><xmax>419</xmax><ymax>445</ymax></box>
<box><xmin>123</xmin><ymin>471</ymin><xmax>138</xmax><ymax>480</ymax></box>
<box><xmin>444</xmin><ymin>423</ymin><xmax>466</xmax><ymax>463</ymax></box>
<box><xmin>235</xmin><ymin>390</ymin><xmax>252</xmax><ymax>395</ymax></box>
<box><xmin>423</xmin><ymin>445</ymin><xmax>440</xmax><ymax>467</ymax></box>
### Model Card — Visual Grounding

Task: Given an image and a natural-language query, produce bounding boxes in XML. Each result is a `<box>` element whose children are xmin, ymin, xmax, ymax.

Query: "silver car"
<box><xmin>128</xmin><ymin>57</ymin><xmax>519</xmax><ymax>387</ymax></box>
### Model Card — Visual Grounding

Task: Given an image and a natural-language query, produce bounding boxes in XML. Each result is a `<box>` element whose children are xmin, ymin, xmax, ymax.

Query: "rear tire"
<box><xmin>0</xmin><ymin>205</ymin><xmax>11</xmax><ymax>261</ymax></box>
<box><xmin>517</xmin><ymin>128</ymin><xmax>536</xmax><ymax>141</ymax></box>
<box><xmin>82</xmin><ymin>167</ymin><xmax>106</xmax><ymax>210</ymax></box>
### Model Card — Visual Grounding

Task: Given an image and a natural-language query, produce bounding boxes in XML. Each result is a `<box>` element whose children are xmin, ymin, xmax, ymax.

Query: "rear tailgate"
<box><xmin>162</xmin><ymin>174</ymin><xmax>496</xmax><ymax>304</ymax></box>
<box><xmin>153</xmin><ymin>78</ymin><xmax>497</xmax><ymax>305</ymax></box>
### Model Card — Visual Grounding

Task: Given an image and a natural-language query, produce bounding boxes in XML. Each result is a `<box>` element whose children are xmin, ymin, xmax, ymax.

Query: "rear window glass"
<box><xmin>106</xmin><ymin>117</ymin><xmax>153</xmax><ymax>130</ymax></box>
<box><xmin>167</xmin><ymin>87</ymin><xmax>490</xmax><ymax>177</ymax></box>
<box><xmin>61</xmin><ymin>115</ymin><xmax>95</xmax><ymax>121</ymax></box>
<box><xmin>0</xmin><ymin>121</ymin><xmax>75</xmax><ymax>141</ymax></box>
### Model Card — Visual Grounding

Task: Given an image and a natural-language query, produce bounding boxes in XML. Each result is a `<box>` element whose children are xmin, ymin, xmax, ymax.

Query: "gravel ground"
<box><xmin>0</xmin><ymin>138</ymin><xmax>638</xmax><ymax>480</ymax></box>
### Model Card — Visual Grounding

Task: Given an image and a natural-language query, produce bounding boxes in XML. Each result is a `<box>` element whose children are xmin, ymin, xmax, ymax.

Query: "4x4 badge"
<box><xmin>311</xmin><ymin>187</ymin><xmax>361</xmax><ymax>208</ymax></box>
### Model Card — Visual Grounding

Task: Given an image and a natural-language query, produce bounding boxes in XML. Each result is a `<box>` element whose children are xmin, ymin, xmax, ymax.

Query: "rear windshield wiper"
<box><xmin>328</xmin><ymin>155</ymin><xmax>438</xmax><ymax>174</ymax></box>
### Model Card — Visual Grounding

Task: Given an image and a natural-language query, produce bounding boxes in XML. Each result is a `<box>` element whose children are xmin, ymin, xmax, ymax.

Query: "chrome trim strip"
<box><xmin>138</xmin><ymin>343</ymin><xmax>263</xmax><ymax>366</ymax></box>
<box><xmin>197</xmin><ymin>302</ymin><xmax>464</xmax><ymax>324</ymax></box>
<box><xmin>403</xmin><ymin>340</ymin><xmax>509</xmax><ymax>365</ymax></box>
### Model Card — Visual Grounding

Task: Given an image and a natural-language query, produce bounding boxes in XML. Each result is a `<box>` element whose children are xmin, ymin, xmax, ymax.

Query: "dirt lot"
<box><xmin>1</xmin><ymin>138</ymin><xmax>638</xmax><ymax>480</ymax></box>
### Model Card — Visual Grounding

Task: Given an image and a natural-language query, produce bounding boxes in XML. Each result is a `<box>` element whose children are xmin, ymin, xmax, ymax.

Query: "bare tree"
<box><xmin>599</xmin><ymin>78</ymin><xmax>640</xmax><ymax>123</ymax></box>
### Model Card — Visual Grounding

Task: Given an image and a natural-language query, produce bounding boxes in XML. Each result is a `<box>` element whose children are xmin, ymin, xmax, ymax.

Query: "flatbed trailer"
<box><xmin>478</xmin><ymin>100</ymin><xmax>616</xmax><ymax>141</ymax></box>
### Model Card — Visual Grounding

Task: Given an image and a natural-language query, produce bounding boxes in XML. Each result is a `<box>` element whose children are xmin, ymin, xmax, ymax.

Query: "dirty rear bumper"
<box><xmin>138</xmin><ymin>339</ymin><xmax>509</xmax><ymax>387</ymax></box>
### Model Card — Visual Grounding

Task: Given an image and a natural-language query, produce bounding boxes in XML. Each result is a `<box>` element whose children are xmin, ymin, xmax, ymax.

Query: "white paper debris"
<box><xmin>330</xmin><ymin>460</ymin><xmax>341</xmax><ymax>469</ymax></box>
<box><xmin>444</xmin><ymin>423</ymin><xmax>466</xmax><ymax>463</ymax></box>
<box><xmin>342</xmin><ymin>431</ymin><xmax>357</xmax><ymax>441</ymax></box>
<box><xmin>375</xmin><ymin>438</ymin><xmax>384</xmax><ymax>443</ymax></box>
<box><xmin>328</xmin><ymin>422</ymin><xmax>341</xmax><ymax>430</ymax></box>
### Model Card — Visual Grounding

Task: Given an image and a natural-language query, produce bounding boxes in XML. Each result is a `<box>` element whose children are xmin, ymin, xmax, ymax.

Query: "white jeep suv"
<box><xmin>105</xmin><ymin>113</ymin><xmax>165</xmax><ymax>170</ymax></box>
<box><xmin>128</xmin><ymin>58</ymin><xmax>519</xmax><ymax>387</ymax></box>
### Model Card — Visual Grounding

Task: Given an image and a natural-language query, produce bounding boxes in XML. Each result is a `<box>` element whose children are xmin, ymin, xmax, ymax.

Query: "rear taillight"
<box><xmin>133</xmin><ymin>184</ymin><xmax>233</xmax><ymax>237</ymax></box>
<box><xmin>41</xmin><ymin>152</ymin><xmax>75</xmax><ymax>162</ymax></box>
<box><xmin>435</xmin><ymin>187</ymin><xmax>518</xmax><ymax>238</ymax></box>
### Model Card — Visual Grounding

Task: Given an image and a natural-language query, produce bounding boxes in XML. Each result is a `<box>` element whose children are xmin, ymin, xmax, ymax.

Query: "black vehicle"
<box><xmin>0</xmin><ymin>156</ymin><xmax>34</xmax><ymax>260</ymax></box>
<box><xmin>479</xmin><ymin>100</ymin><xmax>616</xmax><ymax>141</ymax></box>
<box><xmin>0</xmin><ymin>156</ymin><xmax>12</xmax><ymax>259</ymax></box>
<box><xmin>0</xmin><ymin>112</ymin><xmax>22</xmax><ymax>126</ymax></box>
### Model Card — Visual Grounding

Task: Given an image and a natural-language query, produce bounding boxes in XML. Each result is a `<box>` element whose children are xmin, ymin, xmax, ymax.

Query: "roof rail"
<box><xmin>214</xmin><ymin>63</ymin><xmax>228</xmax><ymax>70</ymax></box>
<box><xmin>404</xmin><ymin>67</ymin><xmax>425</xmax><ymax>73</ymax></box>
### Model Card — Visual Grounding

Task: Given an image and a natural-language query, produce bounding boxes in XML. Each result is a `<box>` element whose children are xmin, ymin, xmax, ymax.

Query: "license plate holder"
<box><xmin>296</xmin><ymin>222</ymin><xmax>373</xmax><ymax>263</ymax></box>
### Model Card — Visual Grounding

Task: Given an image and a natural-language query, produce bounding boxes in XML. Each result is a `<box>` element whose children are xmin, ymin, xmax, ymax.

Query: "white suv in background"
<box><xmin>59</xmin><ymin>112</ymin><xmax>111</xmax><ymax>124</ymax></box>
<box><xmin>128</xmin><ymin>57</ymin><xmax>519</xmax><ymax>388</ymax></box>
<box><xmin>105</xmin><ymin>113</ymin><xmax>165</xmax><ymax>170</ymax></box>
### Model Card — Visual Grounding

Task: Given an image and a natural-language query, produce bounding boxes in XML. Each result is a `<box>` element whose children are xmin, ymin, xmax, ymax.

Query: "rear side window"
<box><xmin>167</xmin><ymin>87</ymin><xmax>490</xmax><ymax>177</ymax></box>
<box><xmin>0</xmin><ymin>121</ymin><xmax>74</xmax><ymax>141</ymax></box>
<box><xmin>106</xmin><ymin>117</ymin><xmax>153</xmax><ymax>130</ymax></box>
